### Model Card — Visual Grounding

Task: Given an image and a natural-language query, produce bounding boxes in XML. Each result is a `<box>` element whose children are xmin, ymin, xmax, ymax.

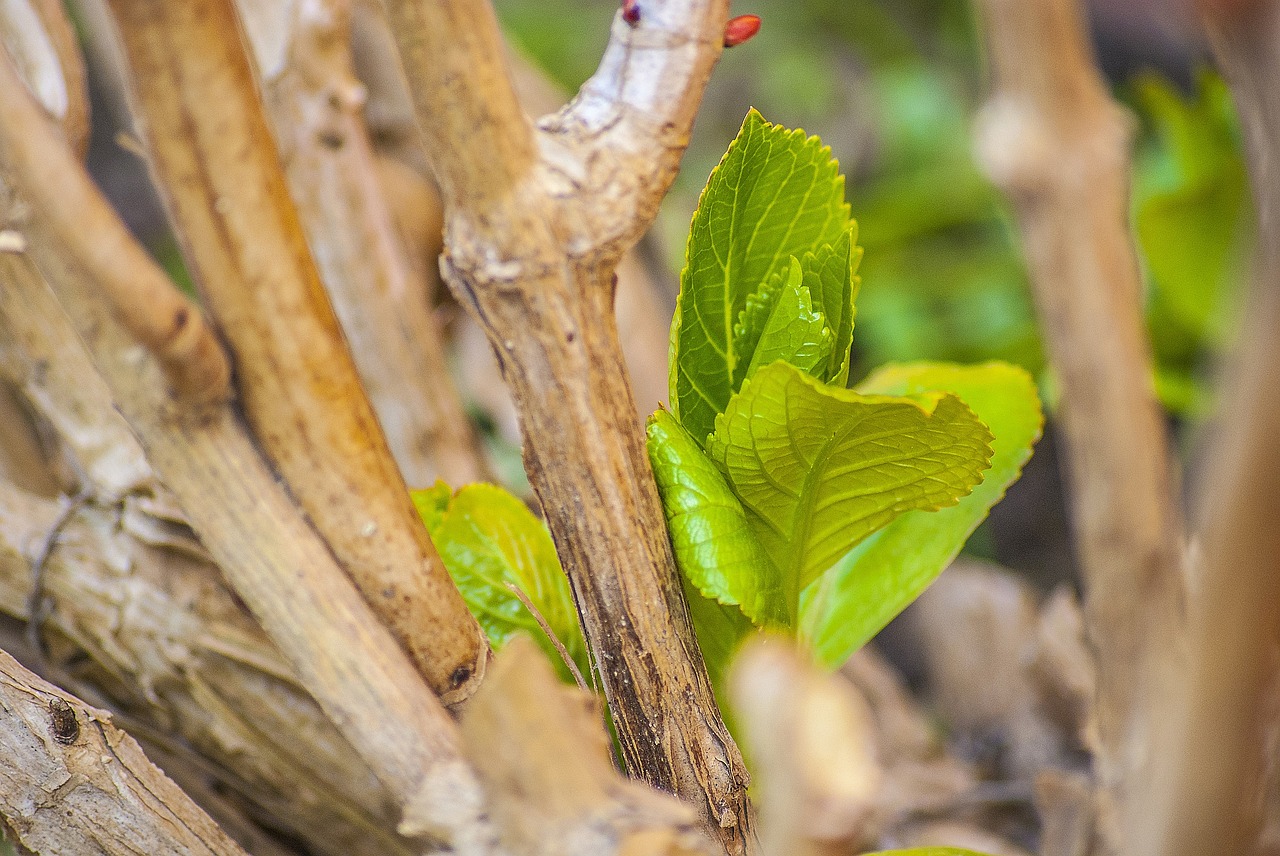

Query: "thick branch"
<box><xmin>0</xmin><ymin>647</ymin><xmax>248</xmax><ymax>856</ymax></box>
<box><xmin>105</xmin><ymin>0</ymin><xmax>488</xmax><ymax>702</ymax></box>
<box><xmin>0</xmin><ymin>70</ymin><xmax>490</xmax><ymax>848</ymax></box>
<box><xmin>237</xmin><ymin>0</ymin><xmax>488</xmax><ymax>487</ymax></box>
<box><xmin>972</xmin><ymin>0</ymin><xmax>1187</xmax><ymax>848</ymax></box>
<box><xmin>383</xmin><ymin>2</ymin><xmax>752</xmax><ymax>851</ymax></box>
<box><xmin>1126</xmin><ymin>5</ymin><xmax>1280</xmax><ymax>855</ymax></box>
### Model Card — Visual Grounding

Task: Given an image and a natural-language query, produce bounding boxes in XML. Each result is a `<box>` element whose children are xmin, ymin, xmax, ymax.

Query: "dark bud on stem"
<box><xmin>723</xmin><ymin>14</ymin><xmax>762</xmax><ymax>47</ymax></box>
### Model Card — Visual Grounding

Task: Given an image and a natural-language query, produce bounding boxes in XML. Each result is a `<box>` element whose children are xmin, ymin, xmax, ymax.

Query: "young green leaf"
<box><xmin>411</xmin><ymin>482</ymin><xmax>589</xmax><ymax>683</ymax></box>
<box><xmin>708</xmin><ymin>361</ymin><xmax>994</xmax><ymax>618</ymax></box>
<box><xmin>648</xmin><ymin>408</ymin><xmax>785</xmax><ymax>625</ymax></box>
<box><xmin>801</xmin><ymin>227</ymin><xmax>862</xmax><ymax>385</ymax></box>
<box><xmin>799</xmin><ymin>362</ymin><xmax>1042</xmax><ymax>668</ymax></box>
<box><xmin>671</xmin><ymin>108</ymin><xmax>853</xmax><ymax>445</ymax></box>
<box><xmin>734</xmin><ymin>256</ymin><xmax>834</xmax><ymax>385</ymax></box>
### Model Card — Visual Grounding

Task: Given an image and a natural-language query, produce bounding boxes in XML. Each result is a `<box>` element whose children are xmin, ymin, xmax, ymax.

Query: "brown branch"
<box><xmin>382</xmin><ymin>1</ymin><xmax>752</xmax><ymax>851</ymax></box>
<box><xmin>0</xmin><ymin>646</ymin><xmax>249</xmax><ymax>856</ymax></box>
<box><xmin>972</xmin><ymin>0</ymin><xmax>1188</xmax><ymax>849</ymax></box>
<box><xmin>237</xmin><ymin>0</ymin><xmax>489</xmax><ymax>487</ymax></box>
<box><xmin>1125</xmin><ymin>4</ymin><xmax>1280</xmax><ymax>854</ymax></box>
<box><xmin>0</xmin><ymin>0</ymin><xmax>89</xmax><ymax>155</ymax></box>
<box><xmin>0</xmin><ymin>67</ymin><xmax>490</xmax><ymax>848</ymax></box>
<box><xmin>0</xmin><ymin>13</ymin><xmax>228</xmax><ymax>410</ymax></box>
<box><xmin>104</xmin><ymin>0</ymin><xmax>488</xmax><ymax>703</ymax></box>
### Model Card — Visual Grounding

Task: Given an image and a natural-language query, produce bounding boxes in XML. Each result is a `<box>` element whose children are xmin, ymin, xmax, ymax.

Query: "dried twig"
<box><xmin>381</xmin><ymin>2</ymin><xmax>752</xmax><ymax>850</ymax></box>
<box><xmin>0</xmin><ymin>480</ymin><xmax>414</xmax><ymax>856</ymax></box>
<box><xmin>458</xmin><ymin>636</ymin><xmax>715</xmax><ymax>856</ymax></box>
<box><xmin>1126</xmin><ymin>4</ymin><xmax>1280</xmax><ymax>855</ymax></box>
<box><xmin>0</xmin><ymin>3</ymin><xmax>228</xmax><ymax>410</ymax></box>
<box><xmin>0</xmin><ymin>52</ymin><xmax>490</xmax><ymax>846</ymax></box>
<box><xmin>237</xmin><ymin>0</ymin><xmax>489</xmax><ymax>487</ymax></box>
<box><xmin>104</xmin><ymin>0</ymin><xmax>488</xmax><ymax>702</ymax></box>
<box><xmin>972</xmin><ymin>0</ymin><xmax>1187</xmax><ymax>847</ymax></box>
<box><xmin>0</xmin><ymin>646</ymin><xmax>249</xmax><ymax>856</ymax></box>
<box><xmin>0</xmin><ymin>0</ymin><xmax>89</xmax><ymax>154</ymax></box>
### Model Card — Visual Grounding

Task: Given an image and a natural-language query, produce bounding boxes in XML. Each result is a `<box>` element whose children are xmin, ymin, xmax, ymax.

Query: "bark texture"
<box><xmin>381</xmin><ymin>3</ymin><xmax>753</xmax><ymax>851</ymax></box>
<box><xmin>455</xmin><ymin>637</ymin><xmax>716</xmax><ymax>856</ymax></box>
<box><xmin>0</xmin><ymin>46</ymin><xmax>490</xmax><ymax>846</ymax></box>
<box><xmin>0</xmin><ymin>647</ymin><xmax>249</xmax><ymax>856</ymax></box>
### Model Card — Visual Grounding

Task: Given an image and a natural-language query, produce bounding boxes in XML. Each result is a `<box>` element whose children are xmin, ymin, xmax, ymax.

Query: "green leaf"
<box><xmin>799</xmin><ymin>362</ymin><xmax>1043</xmax><ymax>668</ymax></box>
<box><xmin>1133</xmin><ymin>72</ymin><xmax>1250</xmax><ymax>353</ymax></box>
<box><xmin>801</xmin><ymin>227</ymin><xmax>862</xmax><ymax>385</ymax></box>
<box><xmin>411</xmin><ymin>482</ymin><xmax>589</xmax><ymax>683</ymax></box>
<box><xmin>683</xmin><ymin>581</ymin><xmax>757</xmax><ymax>696</ymax></box>
<box><xmin>671</xmin><ymin>108</ymin><xmax>852</xmax><ymax>445</ymax></box>
<box><xmin>708</xmin><ymin>361</ymin><xmax>994</xmax><ymax>619</ymax></box>
<box><xmin>734</xmin><ymin>257</ymin><xmax>834</xmax><ymax>386</ymax></box>
<box><xmin>647</xmin><ymin>409</ymin><xmax>784</xmax><ymax>625</ymax></box>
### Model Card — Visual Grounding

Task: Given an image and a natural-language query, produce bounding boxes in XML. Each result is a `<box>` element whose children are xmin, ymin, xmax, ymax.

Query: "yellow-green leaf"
<box><xmin>708</xmin><ymin>361</ymin><xmax>993</xmax><ymax>619</ymax></box>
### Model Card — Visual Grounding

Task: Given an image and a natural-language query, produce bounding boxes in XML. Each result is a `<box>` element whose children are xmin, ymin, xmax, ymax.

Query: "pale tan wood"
<box><xmin>0</xmin><ymin>480</ymin><xmax>414</xmax><ymax>856</ymax></box>
<box><xmin>104</xmin><ymin>0</ymin><xmax>488</xmax><ymax>702</ymax></box>
<box><xmin>972</xmin><ymin>0</ymin><xmax>1188</xmax><ymax>848</ymax></box>
<box><xmin>0</xmin><ymin>646</ymin><xmax>249</xmax><ymax>856</ymax></box>
<box><xmin>0</xmin><ymin>0</ymin><xmax>228</xmax><ymax>410</ymax></box>
<box><xmin>729</xmin><ymin>638</ymin><xmax>881</xmax><ymax>856</ymax></box>
<box><xmin>381</xmin><ymin>3</ymin><xmax>752</xmax><ymax>851</ymax></box>
<box><xmin>455</xmin><ymin>636</ymin><xmax>715</xmax><ymax>856</ymax></box>
<box><xmin>0</xmin><ymin>0</ymin><xmax>88</xmax><ymax>154</ymax></box>
<box><xmin>0</xmin><ymin>50</ymin><xmax>492</xmax><ymax>846</ymax></box>
<box><xmin>1126</xmin><ymin>5</ymin><xmax>1280</xmax><ymax>855</ymax></box>
<box><xmin>238</xmin><ymin>0</ymin><xmax>488</xmax><ymax>487</ymax></box>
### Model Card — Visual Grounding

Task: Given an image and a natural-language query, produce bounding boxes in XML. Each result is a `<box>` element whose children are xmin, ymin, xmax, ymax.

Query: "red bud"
<box><xmin>622</xmin><ymin>0</ymin><xmax>641</xmax><ymax>25</ymax></box>
<box><xmin>723</xmin><ymin>14</ymin><xmax>761</xmax><ymax>47</ymax></box>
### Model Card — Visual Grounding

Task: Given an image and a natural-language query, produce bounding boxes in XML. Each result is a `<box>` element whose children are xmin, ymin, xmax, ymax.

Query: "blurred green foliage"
<box><xmin>492</xmin><ymin>0</ymin><xmax>1252</xmax><ymax>419</ymax></box>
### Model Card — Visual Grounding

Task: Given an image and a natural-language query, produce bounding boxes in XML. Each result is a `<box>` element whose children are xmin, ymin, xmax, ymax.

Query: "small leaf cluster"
<box><xmin>411</xmin><ymin>483</ymin><xmax>589</xmax><ymax>685</ymax></box>
<box><xmin>648</xmin><ymin>111</ymin><xmax>1042</xmax><ymax>682</ymax></box>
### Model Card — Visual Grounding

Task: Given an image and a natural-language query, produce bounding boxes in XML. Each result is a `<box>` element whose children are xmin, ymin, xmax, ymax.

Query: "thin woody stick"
<box><xmin>0</xmin><ymin>45</ymin><xmax>490</xmax><ymax>846</ymax></box>
<box><xmin>0</xmin><ymin>0</ymin><xmax>228</xmax><ymax>409</ymax></box>
<box><xmin>1127</xmin><ymin>4</ymin><xmax>1280</xmax><ymax>854</ymax></box>
<box><xmin>236</xmin><ymin>0</ymin><xmax>490</xmax><ymax>487</ymax></box>
<box><xmin>972</xmin><ymin>0</ymin><xmax>1188</xmax><ymax>849</ymax></box>
<box><xmin>104</xmin><ymin>0</ymin><xmax>489</xmax><ymax>703</ymax></box>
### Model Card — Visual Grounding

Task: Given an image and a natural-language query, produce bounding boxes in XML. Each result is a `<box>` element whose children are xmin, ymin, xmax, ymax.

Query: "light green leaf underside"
<box><xmin>708</xmin><ymin>361</ymin><xmax>994</xmax><ymax>615</ymax></box>
<box><xmin>411</xmin><ymin>482</ymin><xmax>589</xmax><ymax>684</ymax></box>
<box><xmin>647</xmin><ymin>409</ymin><xmax>784</xmax><ymax>624</ymax></box>
<box><xmin>683</xmin><ymin>580</ymin><xmax>756</xmax><ymax>698</ymax></box>
<box><xmin>801</xmin><ymin>228</ymin><xmax>862</xmax><ymax>385</ymax></box>
<box><xmin>799</xmin><ymin>362</ymin><xmax>1043</xmax><ymax>669</ymax></box>
<box><xmin>735</xmin><ymin>257</ymin><xmax>834</xmax><ymax>385</ymax></box>
<box><xmin>671</xmin><ymin>108</ymin><xmax>852</xmax><ymax>445</ymax></box>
